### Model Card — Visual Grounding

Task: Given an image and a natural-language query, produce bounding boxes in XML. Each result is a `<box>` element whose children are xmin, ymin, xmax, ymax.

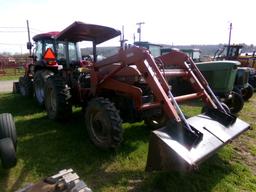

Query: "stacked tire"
<box><xmin>0</xmin><ymin>113</ymin><xmax>17</xmax><ymax>169</ymax></box>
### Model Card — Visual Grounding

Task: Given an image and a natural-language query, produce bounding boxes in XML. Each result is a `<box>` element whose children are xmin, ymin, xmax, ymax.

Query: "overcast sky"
<box><xmin>0</xmin><ymin>0</ymin><xmax>256</xmax><ymax>54</ymax></box>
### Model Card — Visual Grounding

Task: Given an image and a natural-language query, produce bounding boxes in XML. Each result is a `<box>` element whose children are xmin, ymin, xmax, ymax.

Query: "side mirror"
<box><xmin>26</xmin><ymin>42</ymin><xmax>32</xmax><ymax>50</ymax></box>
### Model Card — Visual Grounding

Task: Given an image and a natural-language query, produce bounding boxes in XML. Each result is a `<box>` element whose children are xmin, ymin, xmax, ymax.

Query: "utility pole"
<box><xmin>136</xmin><ymin>22</ymin><xmax>145</xmax><ymax>42</ymax></box>
<box><xmin>228</xmin><ymin>22</ymin><xmax>232</xmax><ymax>47</ymax></box>
<box><xmin>26</xmin><ymin>20</ymin><xmax>32</xmax><ymax>56</ymax></box>
<box><xmin>120</xmin><ymin>25</ymin><xmax>127</xmax><ymax>48</ymax></box>
<box><xmin>227</xmin><ymin>22</ymin><xmax>232</xmax><ymax>57</ymax></box>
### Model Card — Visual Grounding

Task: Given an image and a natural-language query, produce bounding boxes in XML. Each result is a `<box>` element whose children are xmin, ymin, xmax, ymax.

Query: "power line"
<box><xmin>0</xmin><ymin>26</ymin><xmax>42</xmax><ymax>33</ymax></box>
<box><xmin>0</xmin><ymin>30</ymin><xmax>37</xmax><ymax>34</ymax></box>
<box><xmin>0</xmin><ymin>43</ymin><xmax>25</xmax><ymax>46</ymax></box>
<box><xmin>0</xmin><ymin>31</ymin><xmax>27</xmax><ymax>33</ymax></box>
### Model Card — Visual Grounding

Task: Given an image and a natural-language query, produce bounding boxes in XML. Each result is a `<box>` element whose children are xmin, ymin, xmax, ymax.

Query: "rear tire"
<box><xmin>225</xmin><ymin>91</ymin><xmax>244</xmax><ymax>114</ymax></box>
<box><xmin>0</xmin><ymin>138</ymin><xmax>17</xmax><ymax>169</ymax></box>
<box><xmin>85</xmin><ymin>97</ymin><xmax>123</xmax><ymax>150</ymax></box>
<box><xmin>34</xmin><ymin>70</ymin><xmax>54</xmax><ymax>106</ymax></box>
<box><xmin>0</xmin><ymin>113</ymin><xmax>17</xmax><ymax>150</ymax></box>
<box><xmin>19</xmin><ymin>76</ymin><xmax>33</xmax><ymax>97</ymax></box>
<box><xmin>241</xmin><ymin>84</ymin><xmax>254</xmax><ymax>101</ymax></box>
<box><xmin>44</xmin><ymin>75</ymin><xmax>72</xmax><ymax>120</ymax></box>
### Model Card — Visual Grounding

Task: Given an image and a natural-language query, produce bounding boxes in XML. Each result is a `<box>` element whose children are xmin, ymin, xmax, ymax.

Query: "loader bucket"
<box><xmin>146</xmin><ymin>114</ymin><xmax>250</xmax><ymax>172</ymax></box>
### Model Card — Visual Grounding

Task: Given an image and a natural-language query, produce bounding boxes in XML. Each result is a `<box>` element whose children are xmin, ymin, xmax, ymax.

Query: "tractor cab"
<box><xmin>32</xmin><ymin>32</ymin><xmax>81</xmax><ymax>70</ymax></box>
<box><xmin>30</xmin><ymin>21</ymin><xmax>121</xmax><ymax>71</ymax></box>
<box><xmin>20</xmin><ymin>21</ymin><xmax>121</xmax><ymax>108</ymax></box>
<box><xmin>134</xmin><ymin>41</ymin><xmax>162</xmax><ymax>57</ymax></box>
<box><xmin>180</xmin><ymin>48</ymin><xmax>201</xmax><ymax>62</ymax></box>
<box><xmin>161</xmin><ymin>48</ymin><xmax>201</xmax><ymax>62</ymax></box>
<box><xmin>214</xmin><ymin>44</ymin><xmax>243</xmax><ymax>61</ymax></box>
<box><xmin>213</xmin><ymin>44</ymin><xmax>256</xmax><ymax>91</ymax></box>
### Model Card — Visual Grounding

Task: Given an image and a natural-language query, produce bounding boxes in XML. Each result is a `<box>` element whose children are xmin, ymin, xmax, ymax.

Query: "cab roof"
<box><xmin>32</xmin><ymin>31</ymin><xmax>59</xmax><ymax>41</ymax></box>
<box><xmin>55</xmin><ymin>21</ymin><xmax>121</xmax><ymax>44</ymax></box>
<box><xmin>32</xmin><ymin>21</ymin><xmax>121</xmax><ymax>45</ymax></box>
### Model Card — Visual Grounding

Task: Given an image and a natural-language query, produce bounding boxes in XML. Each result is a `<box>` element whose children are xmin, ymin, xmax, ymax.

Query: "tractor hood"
<box><xmin>55</xmin><ymin>21</ymin><xmax>121</xmax><ymax>44</ymax></box>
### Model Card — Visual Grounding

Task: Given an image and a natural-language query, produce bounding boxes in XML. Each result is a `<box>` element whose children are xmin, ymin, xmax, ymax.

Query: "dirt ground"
<box><xmin>0</xmin><ymin>80</ymin><xmax>17</xmax><ymax>93</ymax></box>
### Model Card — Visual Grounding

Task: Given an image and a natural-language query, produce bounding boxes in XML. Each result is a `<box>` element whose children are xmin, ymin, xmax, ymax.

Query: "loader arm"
<box><xmin>96</xmin><ymin>46</ymin><xmax>182</xmax><ymax>122</ymax></box>
<box><xmin>95</xmin><ymin>46</ymin><xmax>250</xmax><ymax>172</ymax></box>
<box><xmin>156</xmin><ymin>51</ymin><xmax>217</xmax><ymax>109</ymax></box>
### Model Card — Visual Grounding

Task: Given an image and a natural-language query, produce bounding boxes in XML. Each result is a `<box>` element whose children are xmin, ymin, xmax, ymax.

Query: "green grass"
<box><xmin>0</xmin><ymin>68</ymin><xmax>24</xmax><ymax>80</ymax></box>
<box><xmin>0</xmin><ymin>93</ymin><xmax>256</xmax><ymax>192</ymax></box>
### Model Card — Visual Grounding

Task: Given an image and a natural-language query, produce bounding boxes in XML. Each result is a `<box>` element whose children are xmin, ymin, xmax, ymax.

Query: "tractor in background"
<box><xmin>160</xmin><ymin>47</ymin><xmax>245</xmax><ymax>113</ymax></box>
<box><xmin>18</xmin><ymin>21</ymin><xmax>250</xmax><ymax>172</ymax></box>
<box><xmin>161</xmin><ymin>47</ymin><xmax>201</xmax><ymax>62</ymax></box>
<box><xmin>214</xmin><ymin>44</ymin><xmax>256</xmax><ymax>92</ymax></box>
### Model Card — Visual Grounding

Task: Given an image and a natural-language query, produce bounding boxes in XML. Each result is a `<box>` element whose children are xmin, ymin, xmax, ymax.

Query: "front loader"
<box><xmin>19</xmin><ymin>21</ymin><xmax>249</xmax><ymax>172</ymax></box>
<box><xmin>91</xmin><ymin>47</ymin><xmax>250</xmax><ymax>171</ymax></box>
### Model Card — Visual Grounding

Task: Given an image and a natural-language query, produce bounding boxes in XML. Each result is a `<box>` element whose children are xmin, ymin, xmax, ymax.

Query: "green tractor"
<box><xmin>214</xmin><ymin>44</ymin><xmax>256</xmax><ymax>94</ymax></box>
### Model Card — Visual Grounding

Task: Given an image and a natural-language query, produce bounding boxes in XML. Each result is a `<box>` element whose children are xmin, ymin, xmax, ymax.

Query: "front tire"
<box><xmin>19</xmin><ymin>76</ymin><xmax>33</xmax><ymax>97</ymax></box>
<box><xmin>44</xmin><ymin>75</ymin><xmax>72</xmax><ymax>120</ymax></box>
<box><xmin>34</xmin><ymin>70</ymin><xmax>53</xmax><ymax>106</ymax></box>
<box><xmin>241</xmin><ymin>84</ymin><xmax>254</xmax><ymax>101</ymax></box>
<box><xmin>225</xmin><ymin>91</ymin><xmax>244</xmax><ymax>114</ymax></box>
<box><xmin>85</xmin><ymin>97</ymin><xmax>123</xmax><ymax>150</ymax></box>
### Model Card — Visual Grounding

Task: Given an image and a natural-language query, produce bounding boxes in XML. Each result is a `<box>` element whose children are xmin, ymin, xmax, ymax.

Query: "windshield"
<box><xmin>56</xmin><ymin>41</ymin><xmax>80</xmax><ymax>62</ymax></box>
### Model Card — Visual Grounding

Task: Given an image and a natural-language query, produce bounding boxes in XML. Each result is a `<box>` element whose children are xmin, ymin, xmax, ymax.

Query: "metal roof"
<box><xmin>55</xmin><ymin>21</ymin><xmax>121</xmax><ymax>44</ymax></box>
<box><xmin>32</xmin><ymin>31</ymin><xmax>59</xmax><ymax>41</ymax></box>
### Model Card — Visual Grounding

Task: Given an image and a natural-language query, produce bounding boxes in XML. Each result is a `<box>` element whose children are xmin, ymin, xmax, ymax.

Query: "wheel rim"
<box><xmin>89</xmin><ymin>110</ymin><xmax>109</xmax><ymax>144</ymax></box>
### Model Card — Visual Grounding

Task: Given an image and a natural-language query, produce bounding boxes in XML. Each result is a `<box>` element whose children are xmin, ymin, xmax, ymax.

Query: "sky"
<box><xmin>0</xmin><ymin>0</ymin><xmax>256</xmax><ymax>54</ymax></box>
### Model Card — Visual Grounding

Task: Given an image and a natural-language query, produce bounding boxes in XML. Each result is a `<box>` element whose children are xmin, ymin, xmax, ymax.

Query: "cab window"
<box><xmin>57</xmin><ymin>42</ymin><xmax>67</xmax><ymax>60</ymax></box>
<box><xmin>68</xmin><ymin>42</ymin><xmax>78</xmax><ymax>62</ymax></box>
<box><xmin>35</xmin><ymin>41</ymin><xmax>43</xmax><ymax>61</ymax></box>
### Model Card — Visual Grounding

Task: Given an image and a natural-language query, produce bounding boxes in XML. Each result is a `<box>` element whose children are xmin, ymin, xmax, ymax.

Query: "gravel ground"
<box><xmin>0</xmin><ymin>80</ymin><xmax>17</xmax><ymax>93</ymax></box>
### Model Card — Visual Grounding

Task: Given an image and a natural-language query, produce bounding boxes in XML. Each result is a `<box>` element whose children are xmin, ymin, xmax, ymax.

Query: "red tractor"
<box><xmin>19</xmin><ymin>21</ymin><xmax>250</xmax><ymax>171</ymax></box>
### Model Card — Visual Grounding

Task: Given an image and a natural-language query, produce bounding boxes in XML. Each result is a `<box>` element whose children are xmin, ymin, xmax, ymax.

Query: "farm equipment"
<box><xmin>214</xmin><ymin>44</ymin><xmax>256</xmax><ymax>92</ymax></box>
<box><xmin>18</xmin><ymin>21</ymin><xmax>121</xmax><ymax>108</ymax></box>
<box><xmin>160</xmin><ymin>48</ymin><xmax>245</xmax><ymax>113</ymax></box>
<box><xmin>134</xmin><ymin>41</ymin><xmax>162</xmax><ymax>57</ymax></box>
<box><xmin>18</xmin><ymin>21</ymin><xmax>250</xmax><ymax>171</ymax></box>
<box><xmin>196</xmin><ymin>61</ymin><xmax>244</xmax><ymax>113</ymax></box>
<box><xmin>15</xmin><ymin>168</ymin><xmax>92</xmax><ymax>192</ymax></box>
<box><xmin>161</xmin><ymin>47</ymin><xmax>201</xmax><ymax>62</ymax></box>
<box><xmin>234</xmin><ymin>67</ymin><xmax>254</xmax><ymax>100</ymax></box>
